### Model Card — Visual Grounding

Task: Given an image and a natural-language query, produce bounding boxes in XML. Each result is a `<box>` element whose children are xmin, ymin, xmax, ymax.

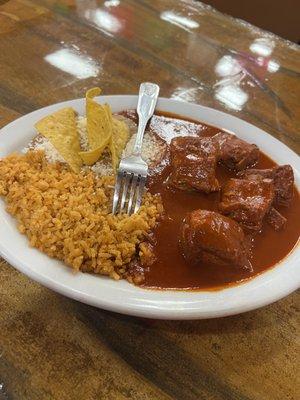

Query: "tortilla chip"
<box><xmin>79</xmin><ymin>88</ymin><xmax>114</xmax><ymax>165</ymax></box>
<box><xmin>86</xmin><ymin>87</ymin><xmax>112</xmax><ymax>150</ymax></box>
<box><xmin>35</xmin><ymin>107</ymin><xmax>82</xmax><ymax>172</ymax></box>
<box><xmin>110</xmin><ymin>118</ymin><xmax>130</xmax><ymax>171</ymax></box>
<box><xmin>79</xmin><ymin>137</ymin><xmax>110</xmax><ymax>166</ymax></box>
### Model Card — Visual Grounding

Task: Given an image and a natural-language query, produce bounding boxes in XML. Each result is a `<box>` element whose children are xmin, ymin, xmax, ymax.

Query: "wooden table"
<box><xmin>0</xmin><ymin>1</ymin><xmax>299</xmax><ymax>399</ymax></box>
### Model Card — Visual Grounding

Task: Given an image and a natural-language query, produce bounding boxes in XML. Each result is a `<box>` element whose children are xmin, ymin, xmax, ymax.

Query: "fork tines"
<box><xmin>112</xmin><ymin>170</ymin><xmax>147</xmax><ymax>215</ymax></box>
<box><xmin>112</xmin><ymin>82</ymin><xmax>159</xmax><ymax>215</ymax></box>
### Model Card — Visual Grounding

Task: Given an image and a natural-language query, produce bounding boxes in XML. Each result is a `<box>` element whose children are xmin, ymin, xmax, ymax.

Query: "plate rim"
<box><xmin>0</xmin><ymin>95</ymin><xmax>299</xmax><ymax>320</ymax></box>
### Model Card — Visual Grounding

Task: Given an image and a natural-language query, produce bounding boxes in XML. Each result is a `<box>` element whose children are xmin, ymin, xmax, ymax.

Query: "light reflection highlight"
<box><xmin>171</xmin><ymin>87</ymin><xmax>202</xmax><ymax>102</ymax></box>
<box><xmin>214</xmin><ymin>55</ymin><xmax>248</xmax><ymax>111</ymax></box>
<box><xmin>215</xmin><ymin>55</ymin><xmax>242</xmax><ymax>77</ymax></box>
<box><xmin>267</xmin><ymin>59</ymin><xmax>280</xmax><ymax>73</ymax></box>
<box><xmin>215</xmin><ymin>84</ymin><xmax>248</xmax><ymax>112</ymax></box>
<box><xmin>93</xmin><ymin>9</ymin><xmax>122</xmax><ymax>33</ymax></box>
<box><xmin>249</xmin><ymin>37</ymin><xmax>280</xmax><ymax>73</ymax></box>
<box><xmin>104</xmin><ymin>0</ymin><xmax>120</xmax><ymax>6</ymax></box>
<box><xmin>250</xmin><ymin>37</ymin><xmax>274</xmax><ymax>57</ymax></box>
<box><xmin>45</xmin><ymin>48</ymin><xmax>100</xmax><ymax>79</ymax></box>
<box><xmin>76</xmin><ymin>1</ymin><xmax>123</xmax><ymax>34</ymax></box>
<box><xmin>160</xmin><ymin>11</ymin><xmax>199</xmax><ymax>30</ymax></box>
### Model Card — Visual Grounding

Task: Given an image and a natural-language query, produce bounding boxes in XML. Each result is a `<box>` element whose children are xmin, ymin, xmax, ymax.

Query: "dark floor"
<box><xmin>204</xmin><ymin>0</ymin><xmax>300</xmax><ymax>43</ymax></box>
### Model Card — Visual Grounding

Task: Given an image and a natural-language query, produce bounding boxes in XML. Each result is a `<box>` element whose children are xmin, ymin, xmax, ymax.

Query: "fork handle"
<box><xmin>133</xmin><ymin>82</ymin><xmax>160</xmax><ymax>155</ymax></box>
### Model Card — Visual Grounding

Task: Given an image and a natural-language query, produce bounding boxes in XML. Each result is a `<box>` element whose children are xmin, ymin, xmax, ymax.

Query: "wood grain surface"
<box><xmin>0</xmin><ymin>1</ymin><xmax>299</xmax><ymax>399</ymax></box>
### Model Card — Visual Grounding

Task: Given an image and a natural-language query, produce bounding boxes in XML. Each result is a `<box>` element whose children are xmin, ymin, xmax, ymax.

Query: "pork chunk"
<box><xmin>238</xmin><ymin>165</ymin><xmax>294</xmax><ymax>207</ymax></box>
<box><xmin>180</xmin><ymin>210</ymin><xmax>250</xmax><ymax>269</ymax></box>
<box><xmin>266</xmin><ymin>207</ymin><xmax>287</xmax><ymax>231</ymax></box>
<box><xmin>212</xmin><ymin>132</ymin><xmax>259</xmax><ymax>171</ymax></box>
<box><xmin>169</xmin><ymin>136</ymin><xmax>219</xmax><ymax>193</ymax></box>
<box><xmin>219</xmin><ymin>178</ymin><xmax>274</xmax><ymax>231</ymax></box>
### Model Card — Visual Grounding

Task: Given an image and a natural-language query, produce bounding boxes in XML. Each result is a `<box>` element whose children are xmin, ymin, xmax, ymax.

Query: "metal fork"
<box><xmin>112</xmin><ymin>82</ymin><xmax>160</xmax><ymax>215</ymax></box>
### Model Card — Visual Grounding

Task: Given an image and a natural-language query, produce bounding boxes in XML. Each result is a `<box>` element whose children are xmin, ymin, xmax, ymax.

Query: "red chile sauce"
<box><xmin>121</xmin><ymin>110</ymin><xmax>300</xmax><ymax>290</ymax></box>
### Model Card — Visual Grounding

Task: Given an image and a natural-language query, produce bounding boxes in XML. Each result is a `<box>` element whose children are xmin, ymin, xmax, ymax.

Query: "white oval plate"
<box><xmin>0</xmin><ymin>96</ymin><xmax>299</xmax><ymax>319</ymax></box>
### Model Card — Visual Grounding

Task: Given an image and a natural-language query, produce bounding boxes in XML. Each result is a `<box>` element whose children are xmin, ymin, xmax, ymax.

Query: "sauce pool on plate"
<box><xmin>121</xmin><ymin>111</ymin><xmax>300</xmax><ymax>291</ymax></box>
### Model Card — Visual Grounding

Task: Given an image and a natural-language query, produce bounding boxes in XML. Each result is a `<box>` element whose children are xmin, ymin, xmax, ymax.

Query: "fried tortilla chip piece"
<box><xmin>110</xmin><ymin>117</ymin><xmax>130</xmax><ymax>171</ymax></box>
<box><xmin>79</xmin><ymin>141</ymin><xmax>110</xmax><ymax>166</ymax></box>
<box><xmin>35</xmin><ymin>107</ymin><xmax>82</xmax><ymax>172</ymax></box>
<box><xmin>86</xmin><ymin>88</ymin><xmax>113</xmax><ymax>149</ymax></box>
<box><xmin>79</xmin><ymin>88</ymin><xmax>113</xmax><ymax>165</ymax></box>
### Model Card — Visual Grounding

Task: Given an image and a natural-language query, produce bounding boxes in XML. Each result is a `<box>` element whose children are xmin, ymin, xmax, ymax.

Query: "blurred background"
<box><xmin>204</xmin><ymin>0</ymin><xmax>300</xmax><ymax>43</ymax></box>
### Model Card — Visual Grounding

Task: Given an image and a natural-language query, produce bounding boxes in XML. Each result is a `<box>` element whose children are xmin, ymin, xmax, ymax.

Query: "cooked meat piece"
<box><xmin>219</xmin><ymin>178</ymin><xmax>274</xmax><ymax>231</ymax></box>
<box><xmin>180</xmin><ymin>210</ymin><xmax>250</xmax><ymax>269</ymax></box>
<box><xmin>212</xmin><ymin>132</ymin><xmax>259</xmax><ymax>171</ymax></box>
<box><xmin>238</xmin><ymin>165</ymin><xmax>294</xmax><ymax>207</ymax></box>
<box><xmin>266</xmin><ymin>207</ymin><xmax>287</xmax><ymax>231</ymax></box>
<box><xmin>126</xmin><ymin>259</ymin><xmax>146</xmax><ymax>285</ymax></box>
<box><xmin>238</xmin><ymin>168</ymin><xmax>271</xmax><ymax>180</ymax></box>
<box><xmin>169</xmin><ymin>136</ymin><xmax>219</xmax><ymax>193</ymax></box>
<box><xmin>271</xmin><ymin>165</ymin><xmax>294</xmax><ymax>207</ymax></box>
